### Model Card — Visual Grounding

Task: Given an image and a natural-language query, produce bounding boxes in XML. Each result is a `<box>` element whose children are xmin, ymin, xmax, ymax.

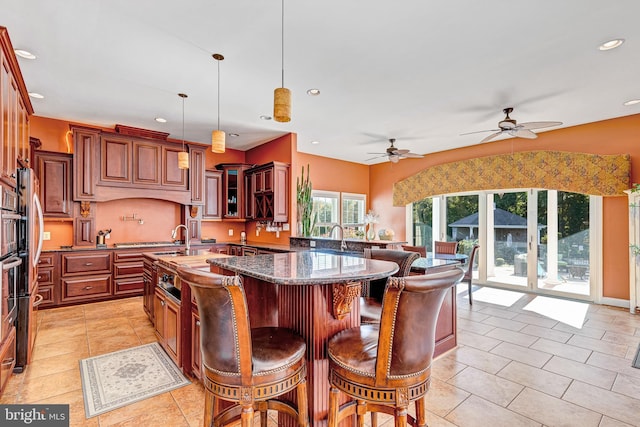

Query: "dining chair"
<box><xmin>328</xmin><ymin>268</ymin><xmax>464</xmax><ymax>427</ymax></box>
<box><xmin>401</xmin><ymin>244</ymin><xmax>427</xmax><ymax>257</ymax></box>
<box><xmin>462</xmin><ymin>244</ymin><xmax>480</xmax><ymax>305</ymax></box>
<box><xmin>434</xmin><ymin>240</ymin><xmax>458</xmax><ymax>255</ymax></box>
<box><xmin>360</xmin><ymin>248</ymin><xmax>420</xmax><ymax>324</ymax></box>
<box><xmin>177</xmin><ymin>267</ymin><xmax>309</xmax><ymax>427</ymax></box>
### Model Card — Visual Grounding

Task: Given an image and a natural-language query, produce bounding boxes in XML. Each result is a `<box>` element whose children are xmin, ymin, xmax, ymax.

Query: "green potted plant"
<box><xmin>296</xmin><ymin>164</ymin><xmax>316</xmax><ymax>237</ymax></box>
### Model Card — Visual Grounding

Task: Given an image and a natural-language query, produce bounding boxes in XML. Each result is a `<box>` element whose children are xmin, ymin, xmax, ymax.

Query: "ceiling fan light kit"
<box><xmin>211</xmin><ymin>53</ymin><xmax>226</xmax><ymax>153</ymax></box>
<box><xmin>366</xmin><ymin>138</ymin><xmax>424</xmax><ymax>163</ymax></box>
<box><xmin>462</xmin><ymin>107</ymin><xmax>562</xmax><ymax>144</ymax></box>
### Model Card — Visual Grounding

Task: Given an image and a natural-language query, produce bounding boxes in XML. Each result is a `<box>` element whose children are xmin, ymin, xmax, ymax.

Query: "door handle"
<box><xmin>33</xmin><ymin>294</ymin><xmax>44</xmax><ymax>307</ymax></box>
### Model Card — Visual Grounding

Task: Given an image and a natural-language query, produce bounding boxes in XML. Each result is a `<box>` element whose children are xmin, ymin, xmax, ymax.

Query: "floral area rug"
<box><xmin>79</xmin><ymin>342</ymin><xmax>190</xmax><ymax>418</ymax></box>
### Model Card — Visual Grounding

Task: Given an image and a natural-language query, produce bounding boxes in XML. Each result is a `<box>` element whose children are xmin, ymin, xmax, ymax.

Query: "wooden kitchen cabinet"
<box><xmin>1</xmin><ymin>28</ymin><xmax>33</xmax><ymax>188</ymax></box>
<box><xmin>36</xmin><ymin>252</ymin><xmax>58</xmax><ymax>308</ymax></box>
<box><xmin>190</xmin><ymin>308</ymin><xmax>202</xmax><ymax>380</ymax></box>
<box><xmin>143</xmin><ymin>255</ymin><xmax>157</xmax><ymax>321</ymax></box>
<box><xmin>189</xmin><ymin>147</ymin><xmax>206</xmax><ymax>206</ymax></box>
<box><xmin>216</xmin><ymin>163</ymin><xmax>252</xmax><ymax>220</ymax></box>
<box><xmin>0</xmin><ymin>328</ymin><xmax>16</xmax><ymax>395</ymax></box>
<box><xmin>72</xmin><ymin>126</ymin><xmax>100</xmax><ymax>201</ymax></box>
<box><xmin>246</xmin><ymin>161</ymin><xmax>289</xmax><ymax>223</ymax></box>
<box><xmin>202</xmin><ymin>170</ymin><xmax>222</xmax><ymax>220</ymax></box>
<box><xmin>154</xmin><ymin>288</ymin><xmax>181</xmax><ymax>367</ymax></box>
<box><xmin>60</xmin><ymin>252</ymin><xmax>113</xmax><ymax>304</ymax></box>
<box><xmin>33</xmin><ymin>151</ymin><xmax>73</xmax><ymax>218</ymax></box>
<box><xmin>113</xmin><ymin>251</ymin><xmax>144</xmax><ymax>296</ymax></box>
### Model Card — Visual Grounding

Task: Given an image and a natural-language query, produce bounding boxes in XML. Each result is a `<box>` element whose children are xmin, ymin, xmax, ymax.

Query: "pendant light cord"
<box><xmin>182</xmin><ymin>96</ymin><xmax>185</xmax><ymax>150</ymax></box>
<box><xmin>217</xmin><ymin>58</ymin><xmax>221</xmax><ymax>131</ymax></box>
<box><xmin>281</xmin><ymin>0</ymin><xmax>285</xmax><ymax>88</ymax></box>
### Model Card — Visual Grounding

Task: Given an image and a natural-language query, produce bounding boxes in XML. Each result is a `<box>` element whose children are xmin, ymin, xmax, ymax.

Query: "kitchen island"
<box><xmin>207</xmin><ymin>252</ymin><xmax>399</xmax><ymax>427</ymax></box>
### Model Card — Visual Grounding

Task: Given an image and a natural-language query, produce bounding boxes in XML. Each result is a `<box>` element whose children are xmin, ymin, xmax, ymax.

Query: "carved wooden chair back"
<box><xmin>401</xmin><ymin>244</ymin><xmax>427</xmax><ymax>257</ymax></box>
<box><xmin>328</xmin><ymin>268</ymin><xmax>464</xmax><ymax>426</ymax></box>
<box><xmin>177</xmin><ymin>267</ymin><xmax>309</xmax><ymax>427</ymax></box>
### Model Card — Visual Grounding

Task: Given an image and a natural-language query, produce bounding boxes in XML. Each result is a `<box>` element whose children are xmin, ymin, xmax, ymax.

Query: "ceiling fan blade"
<box><xmin>509</xmin><ymin>128</ymin><xmax>538</xmax><ymax>139</ymax></box>
<box><xmin>403</xmin><ymin>153</ymin><xmax>424</xmax><ymax>158</ymax></box>
<box><xmin>366</xmin><ymin>152</ymin><xmax>387</xmax><ymax>155</ymax></box>
<box><xmin>480</xmin><ymin>131</ymin><xmax>503</xmax><ymax>143</ymax></box>
<box><xmin>519</xmin><ymin>121</ymin><xmax>563</xmax><ymax>130</ymax></box>
<box><xmin>460</xmin><ymin>129</ymin><xmax>500</xmax><ymax>136</ymax></box>
<box><xmin>393</xmin><ymin>149</ymin><xmax>410</xmax><ymax>155</ymax></box>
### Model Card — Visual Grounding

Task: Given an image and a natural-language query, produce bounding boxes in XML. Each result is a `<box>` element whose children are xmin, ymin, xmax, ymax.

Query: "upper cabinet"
<box><xmin>33</xmin><ymin>150</ymin><xmax>73</xmax><ymax>218</ymax></box>
<box><xmin>0</xmin><ymin>27</ymin><xmax>34</xmax><ymax>187</ymax></box>
<box><xmin>216</xmin><ymin>163</ymin><xmax>252</xmax><ymax>220</ymax></box>
<box><xmin>71</xmin><ymin>125</ymin><xmax>205</xmax><ymax>205</ymax></box>
<box><xmin>203</xmin><ymin>170</ymin><xmax>222</xmax><ymax>220</ymax></box>
<box><xmin>246</xmin><ymin>161</ymin><xmax>289</xmax><ymax>223</ymax></box>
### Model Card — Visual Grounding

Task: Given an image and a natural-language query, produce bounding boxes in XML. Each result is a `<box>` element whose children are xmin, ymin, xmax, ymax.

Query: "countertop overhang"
<box><xmin>207</xmin><ymin>251</ymin><xmax>399</xmax><ymax>285</ymax></box>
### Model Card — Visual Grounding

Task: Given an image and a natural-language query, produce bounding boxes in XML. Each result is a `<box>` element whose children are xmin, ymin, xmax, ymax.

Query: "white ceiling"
<box><xmin>2</xmin><ymin>0</ymin><xmax>639</xmax><ymax>164</ymax></box>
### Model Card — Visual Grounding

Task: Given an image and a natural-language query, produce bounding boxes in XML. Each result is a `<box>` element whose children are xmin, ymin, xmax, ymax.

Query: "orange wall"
<box><xmin>369</xmin><ymin>113</ymin><xmax>640</xmax><ymax>300</ymax></box>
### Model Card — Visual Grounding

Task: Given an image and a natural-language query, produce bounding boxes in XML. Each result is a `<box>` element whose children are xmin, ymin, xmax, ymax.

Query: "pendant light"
<box><xmin>273</xmin><ymin>0</ymin><xmax>291</xmax><ymax>122</ymax></box>
<box><xmin>178</xmin><ymin>93</ymin><xmax>189</xmax><ymax>169</ymax></box>
<box><xmin>211</xmin><ymin>53</ymin><xmax>226</xmax><ymax>153</ymax></box>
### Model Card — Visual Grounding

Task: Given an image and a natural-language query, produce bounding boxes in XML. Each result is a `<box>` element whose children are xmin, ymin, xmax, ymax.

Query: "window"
<box><xmin>312</xmin><ymin>191</ymin><xmax>366</xmax><ymax>238</ymax></box>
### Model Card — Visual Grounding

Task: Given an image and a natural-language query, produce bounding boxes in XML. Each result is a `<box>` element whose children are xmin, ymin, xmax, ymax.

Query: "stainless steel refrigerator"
<box><xmin>14</xmin><ymin>167</ymin><xmax>44</xmax><ymax>372</ymax></box>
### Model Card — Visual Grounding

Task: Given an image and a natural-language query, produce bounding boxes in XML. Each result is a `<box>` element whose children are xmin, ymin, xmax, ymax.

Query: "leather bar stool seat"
<box><xmin>177</xmin><ymin>267</ymin><xmax>309</xmax><ymax>427</ymax></box>
<box><xmin>360</xmin><ymin>249</ymin><xmax>420</xmax><ymax>324</ymax></box>
<box><xmin>328</xmin><ymin>269</ymin><xmax>464</xmax><ymax>427</ymax></box>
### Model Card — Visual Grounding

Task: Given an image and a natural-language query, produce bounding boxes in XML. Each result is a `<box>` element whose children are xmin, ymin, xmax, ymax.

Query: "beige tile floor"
<box><xmin>2</xmin><ymin>286</ymin><xmax>640</xmax><ymax>427</ymax></box>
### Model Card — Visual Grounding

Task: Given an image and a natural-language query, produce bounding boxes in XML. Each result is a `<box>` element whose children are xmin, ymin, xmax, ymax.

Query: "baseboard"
<box><xmin>598</xmin><ymin>297</ymin><xmax>630</xmax><ymax>309</ymax></box>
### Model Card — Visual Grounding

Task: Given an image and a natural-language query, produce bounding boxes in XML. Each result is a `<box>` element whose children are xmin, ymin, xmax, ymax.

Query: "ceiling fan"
<box><xmin>462</xmin><ymin>107</ymin><xmax>562</xmax><ymax>143</ymax></box>
<box><xmin>366</xmin><ymin>138</ymin><xmax>424</xmax><ymax>163</ymax></box>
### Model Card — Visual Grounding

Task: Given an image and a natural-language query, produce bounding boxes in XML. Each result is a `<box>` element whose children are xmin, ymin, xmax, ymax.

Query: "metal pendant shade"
<box><xmin>211</xmin><ymin>53</ymin><xmax>226</xmax><ymax>153</ymax></box>
<box><xmin>273</xmin><ymin>0</ymin><xmax>291</xmax><ymax>122</ymax></box>
<box><xmin>178</xmin><ymin>93</ymin><xmax>189</xmax><ymax>169</ymax></box>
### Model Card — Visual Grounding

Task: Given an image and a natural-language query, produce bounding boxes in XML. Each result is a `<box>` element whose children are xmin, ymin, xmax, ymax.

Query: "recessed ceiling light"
<box><xmin>229</xmin><ymin>133</ymin><xmax>239</xmax><ymax>137</ymax></box>
<box><xmin>15</xmin><ymin>49</ymin><xmax>36</xmax><ymax>59</ymax></box>
<box><xmin>307</xmin><ymin>88</ymin><xmax>320</xmax><ymax>96</ymax></box>
<box><xmin>154</xmin><ymin>117</ymin><xmax>167</xmax><ymax>123</ymax></box>
<box><xmin>598</xmin><ymin>39</ymin><xmax>625</xmax><ymax>51</ymax></box>
<box><xmin>28</xmin><ymin>92</ymin><xmax>44</xmax><ymax>99</ymax></box>
<box><xmin>624</xmin><ymin>99</ymin><xmax>640</xmax><ymax>106</ymax></box>
<box><xmin>311</xmin><ymin>140</ymin><xmax>320</xmax><ymax>145</ymax></box>
<box><xmin>260</xmin><ymin>115</ymin><xmax>272</xmax><ymax>121</ymax></box>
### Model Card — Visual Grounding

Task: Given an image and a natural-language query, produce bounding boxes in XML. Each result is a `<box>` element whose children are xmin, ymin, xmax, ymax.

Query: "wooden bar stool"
<box><xmin>177</xmin><ymin>267</ymin><xmax>309</xmax><ymax>427</ymax></box>
<box><xmin>328</xmin><ymin>268</ymin><xmax>463</xmax><ymax>427</ymax></box>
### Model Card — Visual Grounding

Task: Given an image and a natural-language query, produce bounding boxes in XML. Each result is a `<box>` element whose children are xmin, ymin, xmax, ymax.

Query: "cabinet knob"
<box><xmin>37</xmin><ymin>275</ymin><xmax>42</xmax><ymax>280</ymax></box>
<box><xmin>161</xmin><ymin>300</ymin><xmax>165</xmax><ymax>306</ymax></box>
<box><xmin>196</xmin><ymin>320</ymin><xmax>201</xmax><ymax>326</ymax></box>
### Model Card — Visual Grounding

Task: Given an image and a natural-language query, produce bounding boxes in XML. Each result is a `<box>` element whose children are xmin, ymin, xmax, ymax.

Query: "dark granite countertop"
<box><xmin>207</xmin><ymin>251</ymin><xmax>399</xmax><ymax>285</ymax></box>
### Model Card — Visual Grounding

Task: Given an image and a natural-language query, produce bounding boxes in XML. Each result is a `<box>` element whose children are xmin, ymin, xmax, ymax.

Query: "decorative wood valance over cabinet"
<box><xmin>393</xmin><ymin>151</ymin><xmax>630</xmax><ymax>206</ymax></box>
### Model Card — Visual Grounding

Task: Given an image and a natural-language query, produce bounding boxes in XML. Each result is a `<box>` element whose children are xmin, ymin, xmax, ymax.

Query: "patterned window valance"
<box><xmin>393</xmin><ymin>151</ymin><xmax>630</xmax><ymax>206</ymax></box>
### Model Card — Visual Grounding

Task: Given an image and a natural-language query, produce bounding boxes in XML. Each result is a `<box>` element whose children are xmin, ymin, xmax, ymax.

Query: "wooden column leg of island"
<box><xmin>277</xmin><ymin>283</ymin><xmax>360</xmax><ymax>427</ymax></box>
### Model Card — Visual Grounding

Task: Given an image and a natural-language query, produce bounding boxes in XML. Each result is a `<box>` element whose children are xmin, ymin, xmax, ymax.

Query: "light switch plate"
<box><xmin>228</xmin><ymin>229</ymin><xmax>234</xmax><ymax>236</ymax></box>
<box><xmin>43</xmin><ymin>231</ymin><xmax>51</xmax><ymax>240</ymax></box>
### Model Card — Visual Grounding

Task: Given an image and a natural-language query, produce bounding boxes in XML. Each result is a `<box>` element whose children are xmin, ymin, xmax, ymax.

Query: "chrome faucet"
<box><xmin>171</xmin><ymin>224</ymin><xmax>190</xmax><ymax>252</ymax></box>
<box><xmin>330</xmin><ymin>224</ymin><xmax>348</xmax><ymax>251</ymax></box>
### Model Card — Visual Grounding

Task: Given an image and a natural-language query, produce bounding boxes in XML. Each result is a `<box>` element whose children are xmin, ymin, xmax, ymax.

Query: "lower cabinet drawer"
<box><xmin>61</xmin><ymin>275</ymin><xmax>112</xmax><ymax>301</ymax></box>
<box><xmin>62</xmin><ymin>253</ymin><xmax>112</xmax><ymax>275</ymax></box>
<box><xmin>114</xmin><ymin>277</ymin><xmax>144</xmax><ymax>295</ymax></box>
<box><xmin>114</xmin><ymin>262</ymin><xmax>144</xmax><ymax>278</ymax></box>
<box><xmin>36</xmin><ymin>268</ymin><xmax>54</xmax><ymax>285</ymax></box>
<box><xmin>37</xmin><ymin>285</ymin><xmax>56</xmax><ymax>308</ymax></box>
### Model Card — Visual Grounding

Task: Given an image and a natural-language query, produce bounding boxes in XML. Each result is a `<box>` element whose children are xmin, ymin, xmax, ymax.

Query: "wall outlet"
<box><xmin>282</xmin><ymin>223</ymin><xmax>290</xmax><ymax>231</ymax></box>
<box><xmin>43</xmin><ymin>231</ymin><xmax>51</xmax><ymax>241</ymax></box>
<box><xmin>228</xmin><ymin>229</ymin><xmax>234</xmax><ymax>236</ymax></box>
<box><xmin>310</xmin><ymin>240</ymin><xmax>316</xmax><ymax>247</ymax></box>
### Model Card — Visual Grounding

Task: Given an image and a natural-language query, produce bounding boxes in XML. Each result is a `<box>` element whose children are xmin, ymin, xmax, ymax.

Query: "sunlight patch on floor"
<box><xmin>466</xmin><ymin>286</ymin><xmax>525</xmax><ymax>307</ymax></box>
<box><xmin>523</xmin><ymin>296</ymin><xmax>588</xmax><ymax>328</ymax></box>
